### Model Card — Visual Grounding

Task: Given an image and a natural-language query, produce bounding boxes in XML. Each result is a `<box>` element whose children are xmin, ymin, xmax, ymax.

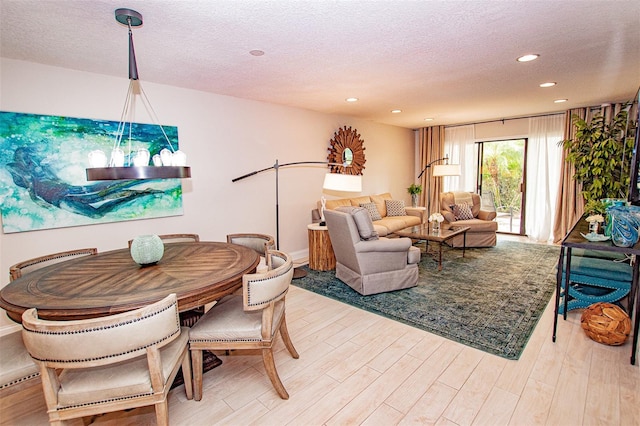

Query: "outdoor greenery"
<box><xmin>481</xmin><ymin>139</ymin><xmax>524</xmax><ymax>214</ymax></box>
<box><xmin>561</xmin><ymin>108</ymin><xmax>636</xmax><ymax>210</ymax></box>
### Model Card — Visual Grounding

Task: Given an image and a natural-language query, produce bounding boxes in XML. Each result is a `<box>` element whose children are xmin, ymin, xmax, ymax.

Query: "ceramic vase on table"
<box><xmin>130</xmin><ymin>235</ymin><xmax>165</xmax><ymax>265</ymax></box>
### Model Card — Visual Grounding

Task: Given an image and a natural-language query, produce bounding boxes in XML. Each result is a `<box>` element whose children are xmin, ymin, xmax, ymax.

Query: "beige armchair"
<box><xmin>324</xmin><ymin>207</ymin><xmax>420</xmax><ymax>295</ymax></box>
<box><xmin>21</xmin><ymin>293</ymin><xmax>192</xmax><ymax>426</ymax></box>
<box><xmin>439</xmin><ymin>192</ymin><xmax>498</xmax><ymax>247</ymax></box>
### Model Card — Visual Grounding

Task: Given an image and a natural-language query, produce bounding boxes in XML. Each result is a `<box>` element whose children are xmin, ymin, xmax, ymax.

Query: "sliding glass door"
<box><xmin>477</xmin><ymin>139</ymin><xmax>527</xmax><ymax>235</ymax></box>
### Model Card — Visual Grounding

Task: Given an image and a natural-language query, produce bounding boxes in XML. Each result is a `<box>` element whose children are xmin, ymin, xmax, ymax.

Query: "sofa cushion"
<box><xmin>370</xmin><ymin>193</ymin><xmax>393</xmax><ymax>217</ymax></box>
<box><xmin>385</xmin><ymin>199</ymin><xmax>406</xmax><ymax>217</ymax></box>
<box><xmin>452</xmin><ymin>202</ymin><xmax>474</xmax><ymax>220</ymax></box>
<box><xmin>337</xmin><ymin>206</ymin><xmax>379</xmax><ymax>241</ymax></box>
<box><xmin>350</xmin><ymin>196</ymin><xmax>374</xmax><ymax>207</ymax></box>
<box><xmin>360</xmin><ymin>202</ymin><xmax>382</xmax><ymax>221</ymax></box>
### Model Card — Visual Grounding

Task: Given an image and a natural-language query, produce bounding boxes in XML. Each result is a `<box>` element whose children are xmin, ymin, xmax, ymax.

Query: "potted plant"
<box><xmin>407</xmin><ymin>183</ymin><xmax>422</xmax><ymax>207</ymax></box>
<box><xmin>561</xmin><ymin>108</ymin><xmax>636</xmax><ymax>208</ymax></box>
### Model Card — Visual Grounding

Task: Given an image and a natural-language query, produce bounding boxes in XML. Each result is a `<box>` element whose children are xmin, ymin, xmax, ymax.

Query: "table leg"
<box><xmin>438</xmin><ymin>242</ymin><xmax>443</xmax><ymax>271</ymax></box>
<box><xmin>462</xmin><ymin>231</ymin><xmax>467</xmax><ymax>258</ymax></box>
<box><xmin>553</xmin><ymin>246</ymin><xmax>565</xmax><ymax>342</ymax></box>
<box><xmin>631</xmin><ymin>256</ymin><xmax>639</xmax><ymax>365</ymax></box>
<box><xmin>563</xmin><ymin>248</ymin><xmax>572</xmax><ymax>320</ymax></box>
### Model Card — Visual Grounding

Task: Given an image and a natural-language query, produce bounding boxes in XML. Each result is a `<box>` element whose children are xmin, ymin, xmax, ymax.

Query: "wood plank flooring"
<box><xmin>1</xmin><ymin>238</ymin><xmax>639</xmax><ymax>425</ymax></box>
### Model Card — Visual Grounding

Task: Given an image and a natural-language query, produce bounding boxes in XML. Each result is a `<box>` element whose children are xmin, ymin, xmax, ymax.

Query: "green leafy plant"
<box><xmin>407</xmin><ymin>183</ymin><xmax>422</xmax><ymax>195</ymax></box>
<box><xmin>561</xmin><ymin>108</ymin><xmax>636</xmax><ymax>210</ymax></box>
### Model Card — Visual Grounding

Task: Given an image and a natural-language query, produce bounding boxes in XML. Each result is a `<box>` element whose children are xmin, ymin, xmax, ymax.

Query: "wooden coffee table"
<box><xmin>395</xmin><ymin>224</ymin><xmax>470</xmax><ymax>270</ymax></box>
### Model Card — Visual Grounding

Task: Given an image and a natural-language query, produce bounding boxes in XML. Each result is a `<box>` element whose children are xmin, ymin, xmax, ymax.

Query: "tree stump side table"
<box><xmin>307</xmin><ymin>223</ymin><xmax>336</xmax><ymax>271</ymax></box>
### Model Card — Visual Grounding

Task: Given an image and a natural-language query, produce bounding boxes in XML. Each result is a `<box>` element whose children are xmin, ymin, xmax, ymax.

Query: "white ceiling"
<box><xmin>1</xmin><ymin>0</ymin><xmax>639</xmax><ymax>129</ymax></box>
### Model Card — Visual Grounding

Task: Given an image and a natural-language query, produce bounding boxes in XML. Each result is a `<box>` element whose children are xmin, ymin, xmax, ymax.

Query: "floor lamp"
<box><xmin>232</xmin><ymin>159</ymin><xmax>362</xmax><ymax>277</ymax></box>
<box><xmin>417</xmin><ymin>154</ymin><xmax>461</xmax><ymax>216</ymax></box>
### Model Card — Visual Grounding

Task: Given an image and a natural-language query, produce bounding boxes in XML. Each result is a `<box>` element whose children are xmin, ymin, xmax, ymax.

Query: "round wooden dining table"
<box><xmin>0</xmin><ymin>242</ymin><xmax>260</xmax><ymax>323</ymax></box>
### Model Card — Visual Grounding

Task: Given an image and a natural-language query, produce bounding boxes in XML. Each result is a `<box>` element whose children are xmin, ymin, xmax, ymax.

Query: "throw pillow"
<box><xmin>452</xmin><ymin>202</ymin><xmax>474</xmax><ymax>220</ymax></box>
<box><xmin>336</xmin><ymin>206</ymin><xmax>379</xmax><ymax>241</ymax></box>
<box><xmin>359</xmin><ymin>202</ymin><xmax>382</xmax><ymax>221</ymax></box>
<box><xmin>385</xmin><ymin>199</ymin><xmax>406</xmax><ymax>217</ymax></box>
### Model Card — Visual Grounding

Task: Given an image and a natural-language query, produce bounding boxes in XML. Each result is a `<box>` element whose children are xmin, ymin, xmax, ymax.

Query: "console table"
<box><xmin>554</xmin><ymin>219</ymin><xmax>640</xmax><ymax>365</ymax></box>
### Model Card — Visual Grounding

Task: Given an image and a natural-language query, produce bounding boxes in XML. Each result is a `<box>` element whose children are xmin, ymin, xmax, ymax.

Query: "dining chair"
<box><xmin>0</xmin><ymin>330</ymin><xmax>40</xmax><ymax>398</ymax></box>
<box><xmin>9</xmin><ymin>248</ymin><xmax>98</xmax><ymax>281</ymax></box>
<box><xmin>189</xmin><ymin>250</ymin><xmax>299</xmax><ymax>400</ymax></box>
<box><xmin>21</xmin><ymin>293</ymin><xmax>193</xmax><ymax>426</ymax></box>
<box><xmin>127</xmin><ymin>233</ymin><xmax>200</xmax><ymax>248</ymax></box>
<box><xmin>226</xmin><ymin>233</ymin><xmax>275</xmax><ymax>270</ymax></box>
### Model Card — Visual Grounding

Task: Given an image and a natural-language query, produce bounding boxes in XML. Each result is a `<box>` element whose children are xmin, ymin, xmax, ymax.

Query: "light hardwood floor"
<box><xmin>1</xmin><ymin>238</ymin><xmax>639</xmax><ymax>425</ymax></box>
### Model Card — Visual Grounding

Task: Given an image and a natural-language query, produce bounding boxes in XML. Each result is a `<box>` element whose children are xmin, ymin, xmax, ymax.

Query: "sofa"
<box><xmin>439</xmin><ymin>191</ymin><xmax>498</xmax><ymax>247</ymax></box>
<box><xmin>324</xmin><ymin>207</ymin><xmax>420</xmax><ymax>295</ymax></box>
<box><xmin>316</xmin><ymin>192</ymin><xmax>424</xmax><ymax>236</ymax></box>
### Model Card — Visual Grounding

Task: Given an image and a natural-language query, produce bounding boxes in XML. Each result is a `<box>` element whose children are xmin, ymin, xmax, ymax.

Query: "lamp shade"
<box><xmin>322</xmin><ymin>173</ymin><xmax>362</xmax><ymax>192</ymax></box>
<box><xmin>432</xmin><ymin>164</ymin><xmax>461</xmax><ymax>177</ymax></box>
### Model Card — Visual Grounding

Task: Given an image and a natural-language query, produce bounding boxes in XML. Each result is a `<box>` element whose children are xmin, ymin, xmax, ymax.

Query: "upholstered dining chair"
<box><xmin>189</xmin><ymin>250</ymin><xmax>299</xmax><ymax>400</ymax></box>
<box><xmin>226</xmin><ymin>233</ymin><xmax>275</xmax><ymax>270</ymax></box>
<box><xmin>9</xmin><ymin>248</ymin><xmax>98</xmax><ymax>281</ymax></box>
<box><xmin>127</xmin><ymin>233</ymin><xmax>200</xmax><ymax>248</ymax></box>
<box><xmin>21</xmin><ymin>293</ymin><xmax>193</xmax><ymax>426</ymax></box>
<box><xmin>4</xmin><ymin>248</ymin><xmax>99</xmax><ymax>399</ymax></box>
<box><xmin>0</xmin><ymin>331</ymin><xmax>40</xmax><ymax>398</ymax></box>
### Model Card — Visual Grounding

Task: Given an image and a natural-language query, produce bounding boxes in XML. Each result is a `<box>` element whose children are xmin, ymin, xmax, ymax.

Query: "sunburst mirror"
<box><xmin>327</xmin><ymin>126</ymin><xmax>366</xmax><ymax>175</ymax></box>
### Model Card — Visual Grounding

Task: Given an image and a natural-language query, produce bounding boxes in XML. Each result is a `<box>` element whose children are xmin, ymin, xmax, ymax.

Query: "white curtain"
<box><xmin>443</xmin><ymin>125</ymin><xmax>476</xmax><ymax>192</ymax></box>
<box><xmin>527</xmin><ymin>115</ymin><xmax>564</xmax><ymax>242</ymax></box>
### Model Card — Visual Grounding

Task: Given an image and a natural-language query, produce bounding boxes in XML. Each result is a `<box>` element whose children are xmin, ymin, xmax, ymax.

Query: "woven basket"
<box><xmin>580</xmin><ymin>302</ymin><xmax>631</xmax><ymax>346</ymax></box>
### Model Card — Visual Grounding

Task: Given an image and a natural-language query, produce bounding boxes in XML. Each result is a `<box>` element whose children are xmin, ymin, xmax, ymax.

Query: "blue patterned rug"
<box><xmin>294</xmin><ymin>240</ymin><xmax>559</xmax><ymax>359</ymax></box>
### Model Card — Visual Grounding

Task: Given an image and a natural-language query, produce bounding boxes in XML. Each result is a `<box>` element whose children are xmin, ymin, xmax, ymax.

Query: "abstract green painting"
<box><xmin>0</xmin><ymin>111</ymin><xmax>183</xmax><ymax>233</ymax></box>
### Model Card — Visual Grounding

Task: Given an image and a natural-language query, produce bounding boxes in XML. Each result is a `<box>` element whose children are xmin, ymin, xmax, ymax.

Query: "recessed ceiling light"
<box><xmin>424</xmin><ymin>118</ymin><xmax>434</xmax><ymax>121</ymax></box>
<box><xmin>249</xmin><ymin>49</ymin><xmax>265</xmax><ymax>56</ymax></box>
<box><xmin>554</xmin><ymin>99</ymin><xmax>568</xmax><ymax>103</ymax></box>
<box><xmin>540</xmin><ymin>82</ymin><xmax>556</xmax><ymax>88</ymax></box>
<box><xmin>345</xmin><ymin>97</ymin><xmax>359</xmax><ymax>102</ymax></box>
<box><xmin>391</xmin><ymin>109</ymin><xmax>402</xmax><ymax>114</ymax></box>
<box><xmin>517</xmin><ymin>54</ymin><xmax>539</xmax><ymax>62</ymax></box>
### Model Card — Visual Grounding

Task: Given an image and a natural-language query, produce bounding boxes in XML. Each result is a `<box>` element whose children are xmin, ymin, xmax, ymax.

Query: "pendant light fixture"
<box><xmin>86</xmin><ymin>8</ymin><xmax>191</xmax><ymax>181</ymax></box>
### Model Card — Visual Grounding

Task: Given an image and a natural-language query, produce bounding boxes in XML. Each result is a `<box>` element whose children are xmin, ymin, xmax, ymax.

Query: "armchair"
<box><xmin>439</xmin><ymin>192</ymin><xmax>498</xmax><ymax>247</ymax></box>
<box><xmin>324</xmin><ymin>207</ymin><xmax>420</xmax><ymax>295</ymax></box>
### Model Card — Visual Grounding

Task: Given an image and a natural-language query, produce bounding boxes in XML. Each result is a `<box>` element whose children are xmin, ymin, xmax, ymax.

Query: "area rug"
<box><xmin>293</xmin><ymin>240</ymin><xmax>559</xmax><ymax>360</ymax></box>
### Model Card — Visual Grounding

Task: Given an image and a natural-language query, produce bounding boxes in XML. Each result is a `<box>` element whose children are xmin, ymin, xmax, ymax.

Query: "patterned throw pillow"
<box><xmin>359</xmin><ymin>202</ymin><xmax>382</xmax><ymax>221</ymax></box>
<box><xmin>451</xmin><ymin>202</ymin><xmax>474</xmax><ymax>220</ymax></box>
<box><xmin>385</xmin><ymin>199</ymin><xmax>406</xmax><ymax>217</ymax></box>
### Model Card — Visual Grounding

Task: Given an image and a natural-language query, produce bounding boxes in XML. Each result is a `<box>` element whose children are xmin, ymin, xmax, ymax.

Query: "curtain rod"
<box><xmin>442</xmin><ymin>111</ymin><xmax>565</xmax><ymax>129</ymax></box>
<box><xmin>418</xmin><ymin>96</ymin><xmax>638</xmax><ymax>130</ymax></box>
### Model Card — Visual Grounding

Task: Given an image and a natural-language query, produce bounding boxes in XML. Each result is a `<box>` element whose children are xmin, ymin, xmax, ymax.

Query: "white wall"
<box><xmin>0</xmin><ymin>58</ymin><xmax>415</xmax><ymax>329</ymax></box>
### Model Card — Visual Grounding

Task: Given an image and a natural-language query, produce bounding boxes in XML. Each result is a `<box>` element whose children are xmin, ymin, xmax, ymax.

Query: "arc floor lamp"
<box><xmin>417</xmin><ymin>154</ymin><xmax>461</xmax><ymax>215</ymax></box>
<box><xmin>233</xmin><ymin>159</ymin><xmax>362</xmax><ymax>277</ymax></box>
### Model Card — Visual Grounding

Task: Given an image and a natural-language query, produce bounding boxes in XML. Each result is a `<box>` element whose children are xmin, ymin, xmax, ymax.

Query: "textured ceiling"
<box><xmin>1</xmin><ymin>0</ymin><xmax>639</xmax><ymax>129</ymax></box>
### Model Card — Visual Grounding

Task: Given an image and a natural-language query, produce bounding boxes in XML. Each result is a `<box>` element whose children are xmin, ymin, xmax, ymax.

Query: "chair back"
<box><xmin>10</xmin><ymin>248</ymin><xmax>98</xmax><ymax>281</ymax></box>
<box><xmin>440</xmin><ymin>192</ymin><xmax>481</xmax><ymax>217</ymax></box>
<box><xmin>22</xmin><ymin>294</ymin><xmax>181</xmax><ymax>369</ymax></box>
<box><xmin>227</xmin><ymin>233</ymin><xmax>275</xmax><ymax>256</ymax></box>
<box><xmin>242</xmin><ymin>250</ymin><xmax>293</xmax><ymax>311</ymax></box>
<box><xmin>323</xmin><ymin>208</ymin><xmax>363</xmax><ymax>272</ymax></box>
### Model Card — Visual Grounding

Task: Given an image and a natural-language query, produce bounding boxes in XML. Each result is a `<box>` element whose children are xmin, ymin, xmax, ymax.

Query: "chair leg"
<box><xmin>261</xmin><ymin>348</ymin><xmax>289</xmax><ymax>399</ymax></box>
<box><xmin>181</xmin><ymin>349</ymin><xmax>194</xmax><ymax>400</ymax></box>
<box><xmin>279</xmin><ymin>316</ymin><xmax>299</xmax><ymax>359</ymax></box>
<box><xmin>154</xmin><ymin>400</ymin><xmax>169</xmax><ymax>426</ymax></box>
<box><xmin>191</xmin><ymin>349</ymin><xmax>204</xmax><ymax>401</ymax></box>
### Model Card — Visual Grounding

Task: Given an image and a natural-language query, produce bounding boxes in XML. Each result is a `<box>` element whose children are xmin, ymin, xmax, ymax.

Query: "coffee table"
<box><xmin>395</xmin><ymin>224</ymin><xmax>470</xmax><ymax>270</ymax></box>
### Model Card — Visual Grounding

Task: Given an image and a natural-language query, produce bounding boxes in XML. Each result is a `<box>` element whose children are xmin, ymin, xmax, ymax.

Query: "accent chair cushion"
<box><xmin>359</xmin><ymin>202</ymin><xmax>382</xmax><ymax>221</ymax></box>
<box><xmin>385</xmin><ymin>199</ymin><xmax>406</xmax><ymax>217</ymax></box>
<box><xmin>337</xmin><ymin>206</ymin><xmax>379</xmax><ymax>241</ymax></box>
<box><xmin>452</xmin><ymin>202</ymin><xmax>474</xmax><ymax>220</ymax></box>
